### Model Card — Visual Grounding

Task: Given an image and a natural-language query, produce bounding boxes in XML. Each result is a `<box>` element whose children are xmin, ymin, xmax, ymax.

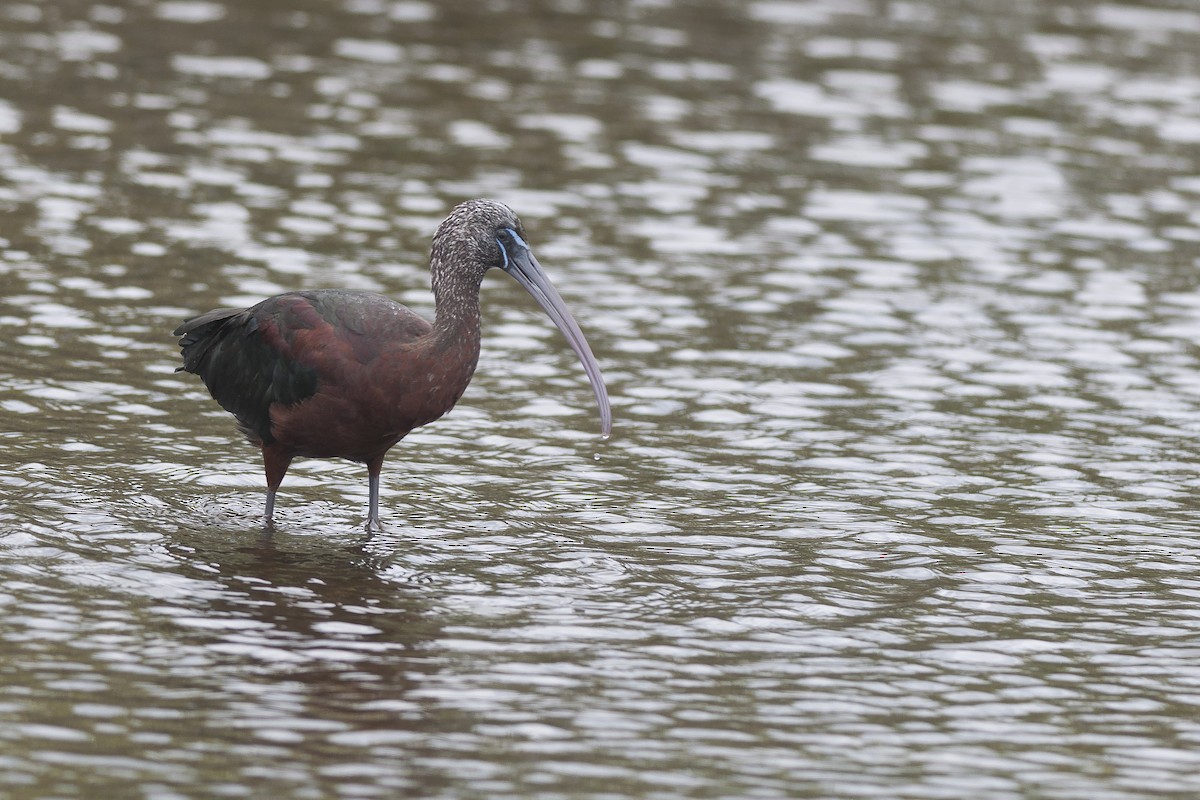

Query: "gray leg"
<box><xmin>365</xmin><ymin>457</ymin><xmax>384</xmax><ymax>532</ymax></box>
<box><xmin>262</xmin><ymin>446</ymin><xmax>290</xmax><ymax>528</ymax></box>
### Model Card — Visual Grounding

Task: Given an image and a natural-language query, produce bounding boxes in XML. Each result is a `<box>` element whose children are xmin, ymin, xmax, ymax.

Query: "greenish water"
<box><xmin>4</xmin><ymin>1</ymin><xmax>1200</xmax><ymax>797</ymax></box>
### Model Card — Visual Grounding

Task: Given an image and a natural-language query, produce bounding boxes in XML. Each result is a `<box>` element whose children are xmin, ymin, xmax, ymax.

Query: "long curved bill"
<box><xmin>503</xmin><ymin>248</ymin><xmax>612</xmax><ymax>436</ymax></box>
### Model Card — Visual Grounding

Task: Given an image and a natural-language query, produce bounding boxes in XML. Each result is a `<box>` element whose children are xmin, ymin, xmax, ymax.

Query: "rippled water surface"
<box><xmin>5</xmin><ymin>0</ymin><xmax>1200</xmax><ymax>797</ymax></box>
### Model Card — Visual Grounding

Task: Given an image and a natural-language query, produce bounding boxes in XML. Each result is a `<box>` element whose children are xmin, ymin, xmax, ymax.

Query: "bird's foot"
<box><xmin>364</xmin><ymin>515</ymin><xmax>384</xmax><ymax>534</ymax></box>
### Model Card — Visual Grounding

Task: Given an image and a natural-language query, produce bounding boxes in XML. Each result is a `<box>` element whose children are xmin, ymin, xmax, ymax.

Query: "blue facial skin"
<box><xmin>496</xmin><ymin>228</ymin><xmax>529</xmax><ymax>269</ymax></box>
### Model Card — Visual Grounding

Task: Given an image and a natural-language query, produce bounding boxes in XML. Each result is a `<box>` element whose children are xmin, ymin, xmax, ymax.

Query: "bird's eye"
<box><xmin>495</xmin><ymin>231</ymin><xmax>515</xmax><ymax>268</ymax></box>
<box><xmin>494</xmin><ymin>227</ymin><xmax>529</xmax><ymax>270</ymax></box>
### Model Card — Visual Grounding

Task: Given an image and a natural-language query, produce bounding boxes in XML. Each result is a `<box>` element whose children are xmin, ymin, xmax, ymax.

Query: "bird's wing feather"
<box><xmin>176</xmin><ymin>297</ymin><xmax>320</xmax><ymax>445</ymax></box>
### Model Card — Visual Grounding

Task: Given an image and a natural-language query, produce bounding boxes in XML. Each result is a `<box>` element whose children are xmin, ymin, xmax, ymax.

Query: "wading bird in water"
<box><xmin>175</xmin><ymin>199</ymin><xmax>611</xmax><ymax>531</ymax></box>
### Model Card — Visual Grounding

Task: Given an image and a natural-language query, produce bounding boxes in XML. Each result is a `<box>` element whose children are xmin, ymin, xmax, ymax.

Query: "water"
<box><xmin>4</xmin><ymin>0</ymin><xmax>1200</xmax><ymax>797</ymax></box>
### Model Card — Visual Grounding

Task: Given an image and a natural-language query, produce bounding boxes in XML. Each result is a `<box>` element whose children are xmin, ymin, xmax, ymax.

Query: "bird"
<box><xmin>174</xmin><ymin>199</ymin><xmax>611</xmax><ymax>531</ymax></box>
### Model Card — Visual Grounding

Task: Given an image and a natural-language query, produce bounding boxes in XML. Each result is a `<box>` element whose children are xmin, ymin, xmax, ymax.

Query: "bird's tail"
<box><xmin>173</xmin><ymin>307</ymin><xmax>246</xmax><ymax>374</ymax></box>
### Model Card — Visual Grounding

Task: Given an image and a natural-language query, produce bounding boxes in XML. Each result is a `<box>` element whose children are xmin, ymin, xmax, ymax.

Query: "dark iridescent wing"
<box><xmin>175</xmin><ymin>298</ymin><xmax>319</xmax><ymax>445</ymax></box>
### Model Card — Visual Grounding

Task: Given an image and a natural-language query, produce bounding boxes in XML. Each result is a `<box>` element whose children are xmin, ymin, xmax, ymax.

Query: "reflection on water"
<box><xmin>4</xmin><ymin>0</ymin><xmax>1200</xmax><ymax>797</ymax></box>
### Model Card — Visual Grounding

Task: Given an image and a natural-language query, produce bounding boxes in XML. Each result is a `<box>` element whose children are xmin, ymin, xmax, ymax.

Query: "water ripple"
<box><xmin>3</xmin><ymin>0</ymin><xmax>1200</xmax><ymax>797</ymax></box>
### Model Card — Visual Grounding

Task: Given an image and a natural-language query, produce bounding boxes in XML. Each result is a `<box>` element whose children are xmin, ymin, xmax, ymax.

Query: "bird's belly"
<box><xmin>267</xmin><ymin>384</ymin><xmax>452</xmax><ymax>462</ymax></box>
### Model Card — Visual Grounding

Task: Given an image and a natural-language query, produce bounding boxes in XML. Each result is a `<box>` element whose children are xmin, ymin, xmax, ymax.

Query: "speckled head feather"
<box><xmin>429</xmin><ymin>199</ymin><xmax>526</xmax><ymax>309</ymax></box>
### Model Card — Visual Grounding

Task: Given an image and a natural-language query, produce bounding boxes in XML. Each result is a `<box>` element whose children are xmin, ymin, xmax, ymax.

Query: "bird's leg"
<box><xmin>261</xmin><ymin>445</ymin><xmax>292</xmax><ymax>527</ymax></box>
<box><xmin>365</xmin><ymin>454</ymin><xmax>385</xmax><ymax>533</ymax></box>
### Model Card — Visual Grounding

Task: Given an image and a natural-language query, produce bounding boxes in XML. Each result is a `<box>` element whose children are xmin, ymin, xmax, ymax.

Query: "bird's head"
<box><xmin>431</xmin><ymin>198</ymin><xmax>526</xmax><ymax>282</ymax></box>
<box><xmin>430</xmin><ymin>198</ymin><xmax>612</xmax><ymax>436</ymax></box>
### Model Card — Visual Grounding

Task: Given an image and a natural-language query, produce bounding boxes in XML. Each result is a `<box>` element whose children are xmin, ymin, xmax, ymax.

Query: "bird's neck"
<box><xmin>431</xmin><ymin>271</ymin><xmax>483</xmax><ymax>350</ymax></box>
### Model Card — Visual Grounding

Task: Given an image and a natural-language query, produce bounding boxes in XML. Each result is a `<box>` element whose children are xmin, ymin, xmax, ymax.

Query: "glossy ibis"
<box><xmin>175</xmin><ymin>199</ymin><xmax>611</xmax><ymax>530</ymax></box>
